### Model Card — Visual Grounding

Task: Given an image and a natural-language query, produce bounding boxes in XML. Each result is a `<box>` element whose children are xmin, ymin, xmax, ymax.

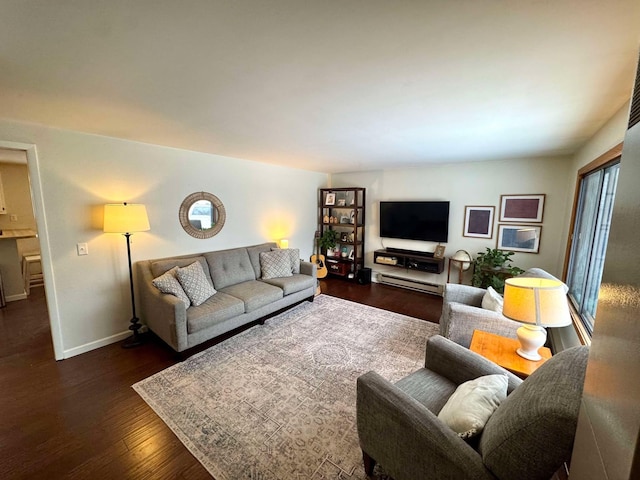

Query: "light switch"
<box><xmin>77</xmin><ymin>243</ymin><xmax>88</xmax><ymax>256</ymax></box>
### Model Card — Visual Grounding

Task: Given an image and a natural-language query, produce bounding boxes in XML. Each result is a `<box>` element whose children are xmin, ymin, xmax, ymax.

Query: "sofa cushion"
<box><xmin>479</xmin><ymin>346</ymin><xmax>589</xmax><ymax>480</ymax></box>
<box><xmin>247</xmin><ymin>242</ymin><xmax>278</xmax><ymax>278</ymax></box>
<box><xmin>186</xmin><ymin>292</ymin><xmax>245</xmax><ymax>334</ymax></box>
<box><xmin>438</xmin><ymin>374</ymin><xmax>508</xmax><ymax>439</ymax></box>
<box><xmin>206</xmin><ymin>248</ymin><xmax>256</xmax><ymax>289</ymax></box>
<box><xmin>152</xmin><ymin>266</ymin><xmax>191</xmax><ymax>307</ymax></box>
<box><xmin>261</xmin><ymin>274</ymin><xmax>315</xmax><ymax>296</ymax></box>
<box><xmin>177</xmin><ymin>261</ymin><xmax>217</xmax><ymax>307</ymax></box>
<box><xmin>150</xmin><ymin>256</ymin><xmax>212</xmax><ymax>284</ymax></box>
<box><xmin>220</xmin><ymin>280</ymin><xmax>283</xmax><ymax>313</ymax></box>
<box><xmin>271</xmin><ymin>247</ymin><xmax>301</xmax><ymax>274</ymax></box>
<box><xmin>481</xmin><ymin>286</ymin><xmax>503</xmax><ymax>314</ymax></box>
<box><xmin>260</xmin><ymin>250</ymin><xmax>294</xmax><ymax>279</ymax></box>
<box><xmin>395</xmin><ymin>368</ymin><xmax>457</xmax><ymax>415</ymax></box>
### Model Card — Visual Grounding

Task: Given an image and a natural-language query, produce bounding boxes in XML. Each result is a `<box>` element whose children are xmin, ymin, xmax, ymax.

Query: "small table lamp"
<box><xmin>502</xmin><ymin>277</ymin><xmax>571</xmax><ymax>361</ymax></box>
<box><xmin>104</xmin><ymin>203</ymin><xmax>150</xmax><ymax>348</ymax></box>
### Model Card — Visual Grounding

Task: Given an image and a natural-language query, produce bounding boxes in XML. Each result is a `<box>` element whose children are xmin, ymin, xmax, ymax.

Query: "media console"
<box><xmin>374</xmin><ymin>249</ymin><xmax>445</xmax><ymax>274</ymax></box>
<box><xmin>373</xmin><ymin>248</ymin><xmax>445</xmax><ymax>296</ymax></box>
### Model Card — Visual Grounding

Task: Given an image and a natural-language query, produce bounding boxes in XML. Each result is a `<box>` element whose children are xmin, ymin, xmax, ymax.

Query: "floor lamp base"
<box><xmin>122</xmin><ymin>316</ymin><xmax>144</xmax><ymax>349</ymax></box>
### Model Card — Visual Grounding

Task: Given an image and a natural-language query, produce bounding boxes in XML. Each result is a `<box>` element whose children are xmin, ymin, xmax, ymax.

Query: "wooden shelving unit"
<box><xmin>318</xmin><ymin>187</ymin><xmax>365</xmax><ymax>279</ymax></box>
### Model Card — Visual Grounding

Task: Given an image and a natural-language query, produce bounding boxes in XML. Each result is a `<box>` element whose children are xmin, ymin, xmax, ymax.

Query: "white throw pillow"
<box><xmin>438</xmin><ymin>374</ymin><xmax>508</xmax><ymax>439</ymax></box>
<box><xmin>260</xmin><ymin>250</ymin><xmax>294</xmax><ymax>279</ymax></box>
<box><xmin>482</xmin><ymin>286</ymin><xmax>504</xmax><ymax>314</ymax></box>
<box><xmin>176</xmin><ymin>261</ymin><xmax>216</xmax><ymax>307</ymax></box>
<box><xmin>152</xmin><ymin>266</ymin><xmax>191</xmax><ymax>308</ymax></box>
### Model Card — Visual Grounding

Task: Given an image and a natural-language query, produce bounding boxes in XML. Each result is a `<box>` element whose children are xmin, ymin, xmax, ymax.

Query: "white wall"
<box><xmin>0</xmin><ymin>119</ymin><xmax>327</xmax><ymax>359</ymax></box>
<box><xmin>332</xmin><ymin>156</ymin><xmax>573</xmax><ymax>283</ymax></box>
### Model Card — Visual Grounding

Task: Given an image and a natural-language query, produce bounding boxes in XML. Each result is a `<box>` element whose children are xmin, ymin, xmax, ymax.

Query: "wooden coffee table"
<box><xmin>470</xmin><ymin>330</ymin><xmax>552</xmax><ymax>379</ymax></box>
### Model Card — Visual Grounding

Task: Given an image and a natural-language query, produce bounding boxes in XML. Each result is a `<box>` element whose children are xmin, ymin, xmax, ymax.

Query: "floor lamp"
<box><xmin>104</xmin><ymin>203</ymin><xmax>150</xmax><ymax>348</ymax></box>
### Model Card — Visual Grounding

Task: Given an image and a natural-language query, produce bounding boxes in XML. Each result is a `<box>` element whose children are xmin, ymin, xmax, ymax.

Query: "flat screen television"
<box><xmin>380</xmin><ymin>201</ymin><xmax>450</xmax><ymax>242</ymax></box>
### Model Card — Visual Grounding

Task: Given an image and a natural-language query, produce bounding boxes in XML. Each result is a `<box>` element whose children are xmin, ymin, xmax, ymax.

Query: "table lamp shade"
<box><xmin>280</xmin><ymin>239</ymin><xmax>289</xmax><ymax>249</ymax></box>
<box><xmin>503</xmin><ymin>277</ymin><xmax>571</xmax><ymax>361</ymax></box>
<box><xmin>104</xmin><ymin>203</ymin><xmax>150</xmax><ymax>233</ymax></box>
<box><xmin>503</xmin><ymin>277</ymin><xmax>571</xmax><ymax>327</ymax></box>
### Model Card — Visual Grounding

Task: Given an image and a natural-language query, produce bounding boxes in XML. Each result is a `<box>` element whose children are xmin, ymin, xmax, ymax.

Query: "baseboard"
<box><xmin>62</xmin><ymin>330</ymin><xmax>132</xmax><ymax>359</ymax></box>
<box><xmin>377</xmin><ymin>273</ymin><xmax>444</xmax><ymax>296</ymax></box>
<box><xmin>5</xmin><ymin>293</ymin><xmax>28</xmax><ymax>302</ymax></box>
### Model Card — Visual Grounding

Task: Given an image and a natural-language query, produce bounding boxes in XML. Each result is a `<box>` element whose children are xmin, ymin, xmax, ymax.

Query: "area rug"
<box><xmin>133</xmin><ymin>295</ymin><xmax>439</xmax><ymax>479</ymax></box>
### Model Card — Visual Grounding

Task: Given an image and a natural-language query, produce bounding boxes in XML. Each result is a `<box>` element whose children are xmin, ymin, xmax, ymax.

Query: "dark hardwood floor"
<box><xmin>0</xmin><ymin>280</ymin><xmax>441</xmax><ymax>479</ymax></box>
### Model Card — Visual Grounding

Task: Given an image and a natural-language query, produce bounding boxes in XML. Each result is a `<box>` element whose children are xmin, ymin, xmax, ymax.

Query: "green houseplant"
<box><xmin>472</xmin><ymin>248</ymin><xmax>524</xmax><ymax>293</ymax></box>
<box><xmin>318</xmin><ymin>229</ymin><xmax>339</xmax><ymax>253</ymax></box>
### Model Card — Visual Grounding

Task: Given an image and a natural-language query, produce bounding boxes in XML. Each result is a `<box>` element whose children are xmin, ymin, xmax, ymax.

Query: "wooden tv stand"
<box><xmin>373</xmin><ymin>249</ymin><xmax>445</xmax><ymax>274</ymax></box>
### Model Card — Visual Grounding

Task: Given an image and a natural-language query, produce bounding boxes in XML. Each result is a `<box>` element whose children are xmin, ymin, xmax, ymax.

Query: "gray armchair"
<box><xmin>356</xmin><ymin>335</ymin><xmax>589</xmax><ymax>480</ymax></box>
<box><xmin>440</xmin><ymin>268</ymin><xmax>567</xmax><ymax>348</ymax></box>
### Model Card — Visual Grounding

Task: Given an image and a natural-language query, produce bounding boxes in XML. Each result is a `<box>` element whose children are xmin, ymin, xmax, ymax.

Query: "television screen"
<box><xmin>380</xmin><ymin>201</ymin><xmax>450</xmax><ymax>242</ymax></box>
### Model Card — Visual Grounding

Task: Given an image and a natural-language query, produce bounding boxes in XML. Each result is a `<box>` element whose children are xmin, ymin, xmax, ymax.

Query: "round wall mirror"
<box><xmin>179</xmin><ymin>192</ymin><xmax>226</xmax><ymax>239</ymax></box>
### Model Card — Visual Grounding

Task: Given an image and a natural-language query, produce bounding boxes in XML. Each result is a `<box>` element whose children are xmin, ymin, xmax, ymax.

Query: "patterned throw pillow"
<box><xmin>152</xmin><ymin>266</ymin><xmax>191</xmax><ymax>308</ymax></box>
<box><xmin>176</xmin><ymin>261</ymin><xmax>217</xmax><ymax>307</ymax></box>
<box><xmin>271</xmin><ymin>247</ymin><xmax>301</xmax><ymax>274</ymax></box>
<box><xmin>260</xmin><ymin>250</ymin><xmax>294</xmax><ymax>279</ymax></box>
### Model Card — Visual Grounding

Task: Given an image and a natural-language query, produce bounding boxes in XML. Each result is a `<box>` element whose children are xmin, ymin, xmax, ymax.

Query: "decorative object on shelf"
<box><xmin>472</xmin><ymin>248</ymin><xmax>524</xmax><ymax>293</ymax></box>
<box><xmin>497</xmin><ymin>224</ymin><xmax>542</xmax><ymax>253</ymax></box>
<box><xmin>340</xmin><ymin>215</ymin><xmax>350</xmax><ymax>224</ymax></box>
<box><xmin>350</xmin><ymin>209</ymin><xmax>355</xmax><ymax>224</ymax></box>
<box><xmin>323</xmin><ymin>214</ymin><xmax>329</xmax><ymax>224</ymax></box>
<box><xmin>348</xmin><ymin>232</ymin><xmax>355</xmax><ymax>243</ymax></box>
<box><xmin>325</xmin><ymin>193</ymin><xmax>336</xmax><ymax>206</ymax></box>
<box><xmin>341</xmin><ymin>247</ymin><xmax>348</xmax><ymax>258</ymax></box>
<box><xmin>433</xmin><ymin>245</ymin><xmax>446</xmax><ymax>259</ymax></box>
<box><xmin>337</xmin><ymin>198</ymin><xmax>346</xmax><ymax>206</ymax></box>
<box><xmin>463</xmin><ymin>206</ymin><xmax>495</xmax><ymax>239</ymax></box>
<box><xmin>348</xmin><ymin>249</ymin><xmax>354</xmax><ymax>260</ymax></box>
<box><xmin>341</xmin><ymin>233</ymin><xmax>348</xmax><ymax>242</ymax></box>
<box><xmin>179</xmin><ymin>191</ymin><xmax>226</xmax><ymax>239</ymax></box>
<box><xmin>103</xmin><ymin>203</ymin><xmax>150</xmax><ymax>348</ymax></box>
<box><xmin>502</xmin><ymin>277</ymin><xmax>571</xmax><ymax>361</ymax></box>
<box><xmin>499</xmin><ymin>194</ymin><xmax>545</xmax><ymax>223</ymax></box>
<box><xmin>447</xmin><ymin>250</ymin><xmax>473</xmax><ymax>284</ymax></box>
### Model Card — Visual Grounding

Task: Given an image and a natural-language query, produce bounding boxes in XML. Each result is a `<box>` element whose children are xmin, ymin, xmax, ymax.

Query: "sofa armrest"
<box><xmin>299</xmin><ymin>260</ymin><xmax>317</xmax><ymax>279</ymax></box>
<box><xmin>444</xmin><ymin>283</ymin><xmax>487</xmax><ymax>307</ymax></box>
<box><xmin>357</xmin><ymin>371</ymin><xmax>496</xmax><ymax>480</ymax></box>
<box><xmin>136</xmin><ymin>262</ymin><xmax>189</xmax><ymax>352</ymax></box>
<box><xmin>446</xmin><ymin>303</ymin><xmax>521</xmax><ymax>349</ymax></box>
<box><xmin>424</xmin><ymin>335</ymin><xmax>522</xmax><ymax>393</ymax></box>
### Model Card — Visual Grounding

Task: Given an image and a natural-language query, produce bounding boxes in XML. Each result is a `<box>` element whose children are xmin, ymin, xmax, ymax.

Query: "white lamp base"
<box><xmin>516</xmin><ymin>325</ymin><xmax>547</xmax><ymax>361</ymax></box>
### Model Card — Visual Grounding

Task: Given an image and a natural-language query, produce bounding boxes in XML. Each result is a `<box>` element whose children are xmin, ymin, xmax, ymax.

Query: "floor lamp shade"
<box><xmin>103</xmin><ymin>203</ymin><xmax>150</xmax><ymax>348</ymax></box>
<box><xmin>503</xmin><ymin>277</ymin><xmax>571</xmax><ymax>361</ymax></box>
<box><xmin>104</xmin><ymin>203</ymin><xmax>150</xmax><ymax>233</ymax></box>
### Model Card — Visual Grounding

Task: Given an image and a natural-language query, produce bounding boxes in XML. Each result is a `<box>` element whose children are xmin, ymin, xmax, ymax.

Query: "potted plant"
<box><xmin>319</xmin><ymin>229</ymin><xmax>339</xmax><ymax>255</ymax></box>
<box><xmin>472</xmin><ymin>248</ymin><xmax>524</xmax><ymax>293</ymax></box>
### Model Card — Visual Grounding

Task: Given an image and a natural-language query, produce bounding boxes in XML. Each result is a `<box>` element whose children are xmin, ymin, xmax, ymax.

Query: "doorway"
<box><xmin>0</xmin><ymin>141</ymin><xmax>63</xmax><ymax>360</ymax></box>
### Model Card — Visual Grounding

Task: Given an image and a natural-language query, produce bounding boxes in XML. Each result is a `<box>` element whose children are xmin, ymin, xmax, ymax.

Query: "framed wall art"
<box><xmin>463</xmin><ymin>206</ymin><xmax>495</xmax><ymax>238</ymax></box>
<box><xmin>325</xmin><ymin>193</ymin><xmax>336</xmax><ymax>206</ymax></box>
<box><xmin>497</xmin><ymin>224</ymin><xmax>542</xmax><ymax>253</ymax></box>
<box><xmin>499</xmin><ymin>194</ymin><xmax>545</xmax><ymax>223</ymax></box>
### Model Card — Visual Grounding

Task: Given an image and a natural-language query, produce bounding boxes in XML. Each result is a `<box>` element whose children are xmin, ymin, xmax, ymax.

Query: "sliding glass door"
<box><xmin>566</xmin><ymin>161</ymin><xmax>620</xmax><ymax>334</ymax></box>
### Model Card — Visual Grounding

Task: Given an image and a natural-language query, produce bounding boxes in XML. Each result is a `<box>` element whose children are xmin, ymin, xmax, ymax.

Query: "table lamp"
<box><xmin>104</xmin><ymin>203</ymin><xmax>150</xmax><ymax>348</ymax></box>
<box><xmin>502</xmin><ymin>277</ymin><xmax>571</xmax><ymax>361</ymax></box>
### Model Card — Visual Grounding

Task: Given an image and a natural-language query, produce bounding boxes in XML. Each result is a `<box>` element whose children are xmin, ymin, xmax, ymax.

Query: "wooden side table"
<box><xmin>470</xmin><ymin>330</ymin><xmax>552</xmax><ymax>379</ymax></box>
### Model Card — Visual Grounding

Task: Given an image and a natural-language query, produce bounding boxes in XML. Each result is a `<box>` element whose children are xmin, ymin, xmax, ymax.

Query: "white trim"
<box><xmin>5</xmin><ymin>292</ymin><xmax>27</xmax><ymax>302</ymax></box>
<box><xmin>63</xmin><ymin>330</ymin><xmax>131</xmax><ymax>358</ymax></box>
<box><xmin>0</xmin><ymin>140</ymin><xmax>64</xmax><ymax>360</ymax></box>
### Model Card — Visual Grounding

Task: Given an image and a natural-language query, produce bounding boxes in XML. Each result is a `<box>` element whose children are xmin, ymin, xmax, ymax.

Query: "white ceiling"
<box><xmin>1</xmin><ymin>1</ymin><xmax>639</xmax><ymax>173</ymax></box>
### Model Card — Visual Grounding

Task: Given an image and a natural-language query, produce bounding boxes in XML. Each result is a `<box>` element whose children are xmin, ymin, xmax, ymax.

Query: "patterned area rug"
<box><xmin>133</xmin><ymin>295</ymin><xmax>439</xmax><ymax>479</ymax></box>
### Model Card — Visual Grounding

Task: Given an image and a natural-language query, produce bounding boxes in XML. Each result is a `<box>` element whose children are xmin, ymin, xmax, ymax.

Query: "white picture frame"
<box><xmin>497</xmin><ymin>224</ymin><xmax>542</xmax><ymax>253</ymax></box>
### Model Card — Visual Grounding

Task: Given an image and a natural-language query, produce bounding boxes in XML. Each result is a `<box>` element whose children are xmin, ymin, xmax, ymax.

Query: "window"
<box><xmin>565</xmin><ymin>148</ymin><xmax>621</xmax><ymax>336</ymax></box>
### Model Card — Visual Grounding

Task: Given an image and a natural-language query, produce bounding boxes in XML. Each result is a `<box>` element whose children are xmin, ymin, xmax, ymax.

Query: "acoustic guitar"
<box><xmin>310</xmin><ymin>230</ymin><xmax>328</xmax><ymax>279</ymax></box>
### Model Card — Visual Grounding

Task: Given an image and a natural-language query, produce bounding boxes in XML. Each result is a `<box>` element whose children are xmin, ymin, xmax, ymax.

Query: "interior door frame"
<box><xmin>0</xmin><ymin>140</ymin><xmax>63</xmax><ymax>360</ymax></box>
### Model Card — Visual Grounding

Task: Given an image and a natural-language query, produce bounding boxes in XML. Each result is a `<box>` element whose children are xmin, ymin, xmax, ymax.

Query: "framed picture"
<box><xmin>463</xmin><ymin>206</ymin><xmax>495</xmax><ymax>238</ymax></box>
<box><xmin>433</xmin><ymin>245</ymin><xmax>446</xmax><ymax>259</ymax></box>
<box><xmin>497</xmin><ymin>224</ymin><xmax>542</xmax><ymax>253</ymax></box>
<box><xmin>499</xmin><ymin>194</ymin><xmax>545</xmax><ymax>223</ymax></box>
<box><xmin>325</xmin><ymin>193</ymin><xmax>336</xmax><ymax>206</ymax></box>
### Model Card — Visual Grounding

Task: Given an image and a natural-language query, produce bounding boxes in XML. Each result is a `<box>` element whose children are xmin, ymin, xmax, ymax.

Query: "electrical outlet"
<box><xmin>77</xmin><ymin>243</ymin><xmax>88</xmax><ymax>256</ymax></box>
<box><xmin>10</xmin><ymin>214</ymin><xmax>18</xmax><ymax>222</ymax></box>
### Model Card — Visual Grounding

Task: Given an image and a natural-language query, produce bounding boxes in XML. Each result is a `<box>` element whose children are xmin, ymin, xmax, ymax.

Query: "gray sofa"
<box><xmin>137</xmin><ymin>242</ymin><xmax>316</xmax><ymax>353</ymax></box>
